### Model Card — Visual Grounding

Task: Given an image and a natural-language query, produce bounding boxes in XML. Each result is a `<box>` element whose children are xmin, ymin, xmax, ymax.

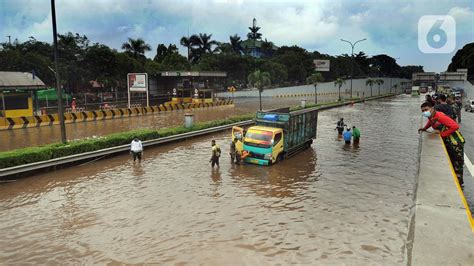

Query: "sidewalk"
<box><xmin>410</xmin><ymin>132</ymin><xmax>474</xmax><ymax>264</ymax></box>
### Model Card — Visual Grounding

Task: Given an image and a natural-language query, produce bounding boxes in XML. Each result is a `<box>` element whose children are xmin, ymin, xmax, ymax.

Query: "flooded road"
<box><xmin>0</xmin><ymin>95</ymin><xmax>421</xmax><ymax>264</ymax></box>
<box><xmin>0</xmin><ymin>96</ymin><xmax>337</xmax><ymax>152</ymax></box>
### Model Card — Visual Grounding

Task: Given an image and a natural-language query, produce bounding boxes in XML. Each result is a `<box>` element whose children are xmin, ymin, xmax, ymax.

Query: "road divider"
<box><xmin>0</xmin><ymin>99</ymin><xmax>234</xmax><ymax>131</ymax></box>
<box><xmin>275</xmin><ymin>91</ymin><xmax>351</xmax><ymax>98</ymax></box>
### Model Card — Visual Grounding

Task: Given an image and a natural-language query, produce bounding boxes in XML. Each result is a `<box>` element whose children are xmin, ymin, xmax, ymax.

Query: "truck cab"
<box><xmin>233</xmin><ymin>126</ymin><xmax>284</xmax><ymax>166</ymax></box>
<box><xmin>232</xmin><ymin>106</ymin><xmax>318</xmax><ymax>166</ymax></box>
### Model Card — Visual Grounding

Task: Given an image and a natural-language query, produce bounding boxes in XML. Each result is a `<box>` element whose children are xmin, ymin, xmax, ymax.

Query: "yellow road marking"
<box><xmin>439</xmin><ymin>135</ymin><xmax>474</xmax><ymax>232</ymax></box>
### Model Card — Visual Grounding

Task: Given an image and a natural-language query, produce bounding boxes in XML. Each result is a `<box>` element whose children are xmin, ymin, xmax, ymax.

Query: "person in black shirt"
<box><xmin>335</xmin><ymin>118</ymin><xmax>346</xmax><ymax>136</ymax></box>
<box><xmin>434</xmin><ymin>94</ymin><xmax>455</xmax><ymax>119</ymax></box>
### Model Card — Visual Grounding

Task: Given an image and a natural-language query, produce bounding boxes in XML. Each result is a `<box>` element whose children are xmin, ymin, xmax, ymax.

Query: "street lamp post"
<box><xmin>340</xmin><ymin>38</ymin><xmax>366</xmax><ymax>99</ymax></box>
<box><xmin>51</xmin><ymin>0</ymin><xmax>67</xmax><ymax>143</ymax></box>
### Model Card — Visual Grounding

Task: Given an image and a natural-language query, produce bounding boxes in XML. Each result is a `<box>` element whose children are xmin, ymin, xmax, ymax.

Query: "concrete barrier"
<box><xmin>410</xmin><ymin>132</ymin><xmax>474</xmax><ymax>264</ymax></box>
<box><xmin>0</xmin><ymin>100</ymin><xmax>234</xmax><ymax>131</ymax></box>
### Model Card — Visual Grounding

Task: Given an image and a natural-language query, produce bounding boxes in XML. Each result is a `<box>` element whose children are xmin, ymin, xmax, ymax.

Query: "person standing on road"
<box><xmin>352</xmin><ymin>126</ymin><xmax>361</xmax><ymax>145</ymax></box>
<box><xmin>343</xmin><ymin>127</ymin><xmax>352</xmax><ymax>145</ymax></box>
<box><xmin>454</xmin><ymin>96</ymin><xmax>462</xmax><ymax>123</ymax></box>
<box><xmin>210</xmin><ymin>140</ymin><xmax>221</xmax><ymax>168</ymax></box>
<box><xmin>71</xmin><ymin>98</ymin><xmax>77</xmax><ymax>112</ymax></box>
<box><xmin>130</xmin><ymin>137</ymin><xmax>143</xmax><ymax>163</ymax></box>
<box><xmin>230</xmin><ymin>138</ymin><xmax>237</xmax><ymax>164</ymax></box>
<box><xmin>418</xmin><ymin>102</ymin><xmax>465</xmax><ymax>185</ymax></box>
<box><xmin>336</xmin><ymin>118</ymin><xmax>346</xmax><ymax>136</ymax></box>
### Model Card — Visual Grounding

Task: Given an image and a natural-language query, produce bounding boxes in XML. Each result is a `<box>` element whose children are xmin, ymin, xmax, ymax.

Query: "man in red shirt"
<box><xmin>418</xmin><ymin>102</ymin><xmax>465</xmax><ymax>185</ymax></box>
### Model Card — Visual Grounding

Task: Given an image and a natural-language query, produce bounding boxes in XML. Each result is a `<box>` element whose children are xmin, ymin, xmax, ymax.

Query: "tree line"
<box><xmin>0</xmin><ymin>31</ymin><xmax>431</xmax><ymax>93</ymax></box>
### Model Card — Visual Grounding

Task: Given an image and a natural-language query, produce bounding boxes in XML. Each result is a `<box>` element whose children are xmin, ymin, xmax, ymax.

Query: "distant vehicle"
<box><xmin>452</xmin><ymin>87</ymin><xmax>464</xmax><ymax>98</ymax></box>
<box><xmin>411</xmin><ymin>86</ymin><xmax>420</xmax><ymax>96</ymax></box>
<box><xmin>232</xmin><ymin>107</ymin><xmax>318</xmax><ymax>165</ymax></box>
<box><xmin>465</xmin><ymin>100</ymin><xmax>474</xmax><ymax>112</ymax></box>
<box><xmin>420</xmin><ymin>86</ymin><xmax>428</xmax><ymax>94</ymax></box>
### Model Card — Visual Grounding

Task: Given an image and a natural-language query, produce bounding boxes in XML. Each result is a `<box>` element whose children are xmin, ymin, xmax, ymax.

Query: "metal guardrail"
<box><xmin>0</xmin><ymin>120</ymin><xmax>254</xmax><ymax>178</ymax></box>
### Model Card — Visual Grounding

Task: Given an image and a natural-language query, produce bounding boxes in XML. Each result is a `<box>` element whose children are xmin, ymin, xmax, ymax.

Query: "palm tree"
<box><xmin>248</xmin><ymin>70</ymin><xmax>271</xmax><ymax>111</ymax></box>
<box><xmin>306</xmin><ymin>72</ymin><xmax>324</xmax><ymax>104</ymax></box>
<box><xmin>121</xmin><ymin>38</ymin><xmax>151</xmax><ymax>59</ymax></box>
<box><xmin>366</xmin><ymin>78</ymin><xmax>376</xmax><ymax>97</ymax></box>
<box><xmin>376</xmin><ymin>79</ymin><xmax>384</xmax><ymax>95</ymax></box>
<box><xmin>195</xmin><ymin>33</ymin><xmax>218</xmax><ymax>53</ymax></box>
<box><xmin>183</xmin><ymin>33</ymin><xmax>218</xmax><ymax>63</ymax></box>
<box><xmin>229</xmin><ymin>34</ymin><xmax>243</xmax><ymax>54</ymax></box>
<box><xmin>334</xmin><ymin>77</ymin><xmax>346</xmax><ymax>101</ymax></box>
<box><xmin>180</xmin><ymin>36</ymin><xmax>192</xmax><ymax>62</ymax></box>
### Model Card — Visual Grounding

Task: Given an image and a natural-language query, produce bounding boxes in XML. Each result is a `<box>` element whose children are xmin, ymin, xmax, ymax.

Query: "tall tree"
<box><xmin>400</xmin><ymin>65</ymin><xmax>424</xmax><ymax>79</ymax></box>
<box><xmin>121</xmin><ymin>38</ymin><xmax>151</xmax><ymax>60</ymax></box>
<box><xmin>84</xmin><ymin>44</ymin><xmax>118</xmax><ymax>86</ymax></box>
<box><xmin>375</xmin><ymin>78</ymin><xmax>384</xmax><ymax>95</ymax></box>
<box><xmin>229</xmin><ymin>34</ymin><xmax>243</xmax><ymax>54</ymax></box>
<box><xmin>274</xmin><ymin>46</ymin><xmax>314</xmax><ymax>84</ymax></box>
<box><xmin>180</xmin><ymin>36</ymin><xmax>192</xmax><ymax>62</ymax></box>
<box><xmin>447</xmin><ymin>43</ymin><xmax>474</xmax><ymax>80</ymax></box>
<box><xmin>366</xmin><ymin>78</ymin><xmax>376</xmax><ymax>97</ymax></box>
<box><xmin>306</xmin><ymin>72</ymin><xmax>324</xmax><ymax>104</ymax></box>
<box><xmin>248</xmin><ymin>70</ymin><xmax>271</xmax><ymax>111</ymax></box>
<box><xmin>334</xmin><ymin>77</ymin><xmax>346</xmax><ymax>101</ymax></box>
<box><xmin>154</xmin><ymin>43</ymin><xmax>179</xmax><ymax>62</ymax></box>
<box><xmin>369</xmin><ymin>54</ymin><xmax>400</xmax><ymax>77</ymax></box>
<box><xmin>186</xmin><ymin>33</ymin><xmax>218</xmax><ymax>63</ymax></box>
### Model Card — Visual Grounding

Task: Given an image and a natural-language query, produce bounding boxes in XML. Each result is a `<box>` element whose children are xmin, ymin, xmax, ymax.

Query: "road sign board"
<box><xmin>314</xmin><ymin>60</ymin><xmax>330</xmax><ymax>72</ymax></box>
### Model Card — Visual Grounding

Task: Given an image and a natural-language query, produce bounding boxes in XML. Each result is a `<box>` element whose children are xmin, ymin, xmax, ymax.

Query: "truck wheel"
<box><xmin>276</xmin><ymin>154</ymin><xmax>284</xmax><ymax>163</ymax></box>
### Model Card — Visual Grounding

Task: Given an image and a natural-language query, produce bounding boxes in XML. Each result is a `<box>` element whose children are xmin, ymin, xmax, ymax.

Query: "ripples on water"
<box><xmin>0</xmin><ymin>95</ymin><xmax>421</xmax><ymax>264</ymax></box>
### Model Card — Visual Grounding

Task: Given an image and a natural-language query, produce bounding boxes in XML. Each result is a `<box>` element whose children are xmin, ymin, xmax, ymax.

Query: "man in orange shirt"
<box><xmin>418</xmin><ymin>102</ymin><xmax>465</xmax><ymax>185</ymax></box>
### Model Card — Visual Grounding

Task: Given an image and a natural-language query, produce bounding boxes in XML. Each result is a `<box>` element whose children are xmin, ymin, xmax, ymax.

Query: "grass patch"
<box><xmin>0</xmin><ymin>114</ymin><xmax>254</xmax><ymax>169</ymax></box>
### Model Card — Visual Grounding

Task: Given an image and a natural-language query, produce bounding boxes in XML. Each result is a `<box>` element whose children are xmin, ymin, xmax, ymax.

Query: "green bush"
<box><xmin>0</xmin><ymin>114</ymin><xmax>254</xmax><ymax>169</ymax></box>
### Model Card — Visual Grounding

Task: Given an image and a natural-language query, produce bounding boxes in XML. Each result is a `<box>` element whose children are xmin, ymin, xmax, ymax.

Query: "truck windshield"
<box><xmin>246</xmin><ymin>131</ymin><xmax>272</xmax><ymax>142</ymax></box>
<box><xmin>245</xmin><ymin>130</ymin><xmax>273</xmax><ymax>148</ymax></box>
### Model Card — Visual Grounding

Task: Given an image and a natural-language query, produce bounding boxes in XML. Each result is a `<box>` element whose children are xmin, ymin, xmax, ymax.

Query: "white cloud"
<box><xmin>1</xmin><ymin>0</ymin><xmax>472</xmax><ymax>72</ymax></box>
<box><xmin>448</xmin><ymin>6</ymin><xmax>474</xmax><ymax>19</ymax></box>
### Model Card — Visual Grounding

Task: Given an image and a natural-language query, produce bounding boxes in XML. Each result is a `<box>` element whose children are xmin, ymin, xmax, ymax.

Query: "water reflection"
<box><xmin>0</xmin><ymin>96</ymin><xmax>333</xmax><ymax>151</ymax></box>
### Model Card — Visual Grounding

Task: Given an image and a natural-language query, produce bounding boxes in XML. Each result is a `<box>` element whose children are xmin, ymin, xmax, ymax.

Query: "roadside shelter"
<box><xmin>0</xmin><ymin>71</ymin><xmax>46</xmax><ymax>117</ymax></box>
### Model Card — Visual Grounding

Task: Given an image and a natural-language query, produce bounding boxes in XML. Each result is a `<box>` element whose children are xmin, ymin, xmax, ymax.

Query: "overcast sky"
<box><xmin>1</xmin><ymin>0</ymin><xmax>473</xmax><ymax>72</ymax></box>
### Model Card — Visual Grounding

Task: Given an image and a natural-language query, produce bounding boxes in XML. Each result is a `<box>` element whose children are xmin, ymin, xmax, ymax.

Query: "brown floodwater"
<box><xmin>0</xmin><ymin>96</ymin><xmax>335</xmax><ymax>152</ymax></box>
<box><xmin>0</xmin><ymin>95</ymin><xmax>421</xmax><ymax>264</ymax></box>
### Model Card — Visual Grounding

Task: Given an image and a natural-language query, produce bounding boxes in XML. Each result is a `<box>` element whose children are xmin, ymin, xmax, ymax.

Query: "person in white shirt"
<box><xmin>130</xmin><ymin>137</ymin><xmax>143</xmax><ymax>162</ymax></box>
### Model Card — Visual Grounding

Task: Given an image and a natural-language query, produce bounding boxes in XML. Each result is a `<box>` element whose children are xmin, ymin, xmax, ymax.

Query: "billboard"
<box><xmin>313</xmin><ymin>60</ymin><xmax>330</xmax><ymax>72</ymax></box>
<box><xmin>127</xmin><ymin>73</ymin><xmax>148</xmax><ymax>92</ymax></box>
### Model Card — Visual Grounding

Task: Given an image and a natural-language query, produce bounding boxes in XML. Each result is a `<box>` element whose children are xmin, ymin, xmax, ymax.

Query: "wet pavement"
<box><xmin>0</xmin><ymin>95</ymin><xmax>424</xmax><ymax>264</ymax></box>
<box><xmin>455</xmin><ymin>109</ymin><xmax>474</xmax><ymax>212</ymax></box>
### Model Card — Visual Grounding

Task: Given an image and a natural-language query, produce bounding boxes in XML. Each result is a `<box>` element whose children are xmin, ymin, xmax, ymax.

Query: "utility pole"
<box><xmin>51</xmin><ymin>0</ymin><xmax>67</xmax><ymax>143</ymax></box>
<box><xmin>341</xmin><ymin>38</ymin><xmax>366</xmax><ymax>98</ymax></box>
